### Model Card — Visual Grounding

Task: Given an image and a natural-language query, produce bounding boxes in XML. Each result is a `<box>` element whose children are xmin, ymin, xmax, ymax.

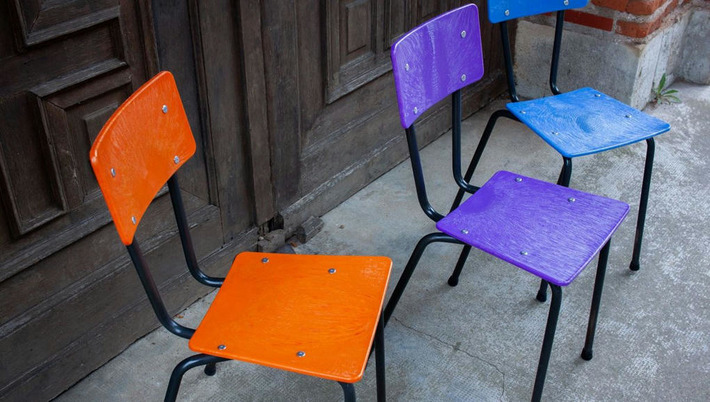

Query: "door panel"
<box><xmin>263</xmin><ymin>0</ymin><xmax>506</xmax><ymax>230</ymax></box>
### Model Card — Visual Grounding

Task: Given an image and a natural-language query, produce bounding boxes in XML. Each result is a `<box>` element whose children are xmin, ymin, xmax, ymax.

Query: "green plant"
<box><xmin>652</xmin><ymin>73</ymin><xmax>680</xmax><ymax>105</ymax></box>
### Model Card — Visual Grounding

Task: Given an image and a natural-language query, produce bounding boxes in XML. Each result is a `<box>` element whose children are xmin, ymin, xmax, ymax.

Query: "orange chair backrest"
<box><xmin>90</xmin><ymin>71</ymin><xmax>196</xmax><ymax>245</ymax></box>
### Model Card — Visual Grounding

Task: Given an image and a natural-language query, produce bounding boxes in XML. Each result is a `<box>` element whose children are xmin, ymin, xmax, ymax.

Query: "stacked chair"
<box><xmin>450</xmin><ymin>0</ymin><xmax>670</xmax><ymax>302</ymax></box>
<box><xmin>385</xmin><ymin>4</ymin><xmax>633</xmax><ymax>400</ymax></box>
<box><xmin>90</xmin><ymin>72</ymin><xmax>391</xmax><ymax>402</ymax></box>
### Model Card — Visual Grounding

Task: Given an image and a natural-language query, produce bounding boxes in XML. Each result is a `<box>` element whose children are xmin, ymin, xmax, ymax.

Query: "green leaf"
<box><xmin>659</xmin><ymin>73</ymin><xmax>667</xmax><ymax>90</ymax></box>
<box><xmin>666</xmin><ymin>95</ymin><xmax>681</xmax><ymax>103</ymax></box>
<box><xmin>662</xmin><ymin>89</ymin><xmax>678</xmax><ymax>95</ymax></box>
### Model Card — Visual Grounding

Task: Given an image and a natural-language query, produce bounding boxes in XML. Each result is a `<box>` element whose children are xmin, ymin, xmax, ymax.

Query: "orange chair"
<box><xmin>90</xmin><ymin>71</ymin><xmax>391</xmax><ymax>401</ymax></box>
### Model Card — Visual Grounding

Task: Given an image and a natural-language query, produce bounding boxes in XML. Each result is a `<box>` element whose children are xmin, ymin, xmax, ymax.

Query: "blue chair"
<box><xmin>448</xmin><ymin>0</ymin><xmax>671</xmax><ymax>301</ymax></box>
<box><xmin>385</xmin><ymin>4</ymin><xmax>629</xmax><ymax>400</ymax></box>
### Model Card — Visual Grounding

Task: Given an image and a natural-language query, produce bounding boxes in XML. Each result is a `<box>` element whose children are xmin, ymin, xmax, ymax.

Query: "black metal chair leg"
<box><xmin>339</xmin><ymin>382</ymin><xmax>356</xmax><ymax>402</ymax></box>
<box><xmin>375</xmin><ymin>313</ymin><xmax>386</xmax><ymax>402</ymax></box>
<box><xmin>204</xmin><ymin>362</ymin><xmax>217</xmax><ymax>376</ymax></box>
<box><xmin>165</xmin><ymin>354</ymin><xmax>227</xmax><ymax>402</ymax></box>
<box><xmin>537</xmin><ymin>157</ymin><xmax>574</xmax><ymax>302</ymax></box>
<box><xmin>531</xmin><ymin>285</ymin><xmax>562</xmax><ymax>402</ymax></box>
<box><xmin>384</xmin><ymin>233</ymin><xmax>461</xmax><ymax>325</ymax></box>
<box><xmin>582</xmin><ymin>240</ymin><xmax>611</xmax><ymax>360</ymax></box>
<box><xmin>630</xmin><ymin>138</ymin><xmax>655</xmax><ymax>271</ymax></box>
<box><xmin>450</xmin><ymin>110</ymin><xmax>517</xmax><ymax>212</ymax></box>
<box><xmin>448</xmin><ymin>245</ymin><xmax>472</xmax><ymax>287</ymax></box>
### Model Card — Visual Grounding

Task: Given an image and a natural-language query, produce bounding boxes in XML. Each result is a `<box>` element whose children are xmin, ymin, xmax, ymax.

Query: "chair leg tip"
<box><xmin>629</xmin><ymin>261</ymin><xmax>640</xmax><ymax>271</ymax></box>
<box><xmin>536</xmin><ymin>292</ymin><xmax>547</xmax><ymax>303</ymax></box>
<box><xmin>581</xmin><ymin>349</ymin><xmax>593</xmax><ymax>361</ymax></box>
<box><xmin>447</xmin><ymin>277</ymin><xmax>459</xmax><ymax>287</ymax></box>
<box><xmin>204</xmin><ymin>364</ymin><xmax>217</xmax><ymax>376</ymax></box>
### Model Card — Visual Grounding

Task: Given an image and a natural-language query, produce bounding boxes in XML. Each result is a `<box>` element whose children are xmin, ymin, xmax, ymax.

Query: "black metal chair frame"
<box><xmin>448</xmin><ymin>12</ymin><xmax>655</xmax><ymax>302</ymax></box>
<box><xmin>127</xmin><ymin>175</ymin><xmax>385</xmax><ymax>402</ymax></box>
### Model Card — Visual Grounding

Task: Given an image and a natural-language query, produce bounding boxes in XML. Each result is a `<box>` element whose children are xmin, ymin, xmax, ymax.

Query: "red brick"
<box><xmin>565</xmin><ymin>10</ymin><xmax>614</xmax><ymax>30</ymax></box>
<box><xmin>592</xmin><ymin>0</ymin><xmax>629</xmax><ymax>11</ymax></box>
<box><xmin>615</xmin><ymin>15</ymin><xmax>663</xmax><ymax>37</ymax></box>
<box><xmin>626</xmin><ymin>0</ymin><xmax>665</xmax><ymax>15</ymax></box>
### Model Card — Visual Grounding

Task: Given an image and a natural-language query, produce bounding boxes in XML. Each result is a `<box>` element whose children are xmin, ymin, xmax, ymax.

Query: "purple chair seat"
<box><xmin>437</xmin><ymin>171</ymin><xmax>629</xmax><ymax>286</ymax></box>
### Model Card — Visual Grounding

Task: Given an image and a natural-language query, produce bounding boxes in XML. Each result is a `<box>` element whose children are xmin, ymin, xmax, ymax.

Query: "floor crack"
<box><xmin>392</xmin><ymin>316</ymin><xmax>507</xmax><ymax>400</ymax></box>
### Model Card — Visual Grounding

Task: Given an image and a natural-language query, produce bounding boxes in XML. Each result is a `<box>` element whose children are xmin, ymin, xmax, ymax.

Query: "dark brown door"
<box><xmin>0</xmin><ymin>1</ymin><xmax>257</xmax><ymax>400</ymax></box>
<box><xmin>259</xmin><ymin>0</ymin><xmax>506</xmax><ymax>231</ymax></box>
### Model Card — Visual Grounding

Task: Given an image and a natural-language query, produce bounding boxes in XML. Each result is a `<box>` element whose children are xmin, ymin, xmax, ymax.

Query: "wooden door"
<box><xmin>0</xmin><ymin>1</ymin><xmax>257</xmax><ymax>400</ymax></box>
<box><xmin>258</xmin><ymin>0</ymin><xmax>506</xmax><ymax>232</ymax></box>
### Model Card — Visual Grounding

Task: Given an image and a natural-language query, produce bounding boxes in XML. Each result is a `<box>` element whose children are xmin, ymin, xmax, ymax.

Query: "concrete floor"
<box><xmin>58</xmin><ymin>82</ymin><xmax>710</xmax><ymax>401</ymax></box>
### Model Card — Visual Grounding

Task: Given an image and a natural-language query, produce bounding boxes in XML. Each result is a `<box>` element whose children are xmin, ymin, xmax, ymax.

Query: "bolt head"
<box><xmin>413</xmin><ymin>107</ymin><xmax>418</xmax><ymax>114</ymax></box>
<box><xmin>218</xmin><ymin>344</ymin><xmax>226</xmax><ymax>350</ymax></box>
<box><xmin>595</xmin><ymin>94</ymin><xmax>601</xmax><ymax>98</ymax></box>
<box><xmin>328</xmin><ymin>268</ymin><xmax>336</xmax><ymax>274</ymax></box>
<box><xmin>461</xmin><ymin>74</ymin><xmax>466</xmax><ymax>82</ymax></box>
<box><xmin>515</xmin><ymin>177</ymin><xmax>523</xmax><ymax>182</ymax></box>
<box><xmin>564</xmin><ymin>0</ymin><xmax>569</xmax><ymax>5</ymax></box>
<box><xmin>110</xmin><ymin>168</ymin><xmax>116</xmax><ymax>177</ymax></box>
<box><xmin>520</xmin><ymin>110</ymin><xmax>526</xmax><ymax>114</ymax></box>
<box><xmin>625</xmin><ymin>114</ymin><xmax>632</xmax><ymax>118</ymax></box>
<box><xmin>162</xmin><ymin>105</ymin><xmax>168</xmax><ymax>114</ymax></box>
<box><xmin>174</xmin><ymin>155</ymin><xmax>180</xmax><ymax>164</ymax></box>
<box><xmin>504</xmin><ymin>9</ymin><xmax>510</xmax><ymax>16</ymax></box>
<box><xmin>131</xmin><ymin>216</ymin><xmax>137</xmax><ymax>225</ymax></box>
<box><xmin>461</xmin><ymin>30</ymin><xmax>466</xmax><ymax>38</ymax></box>
<box><xmin>405</xmin><ymin>63</ymin><xmax>410</xmax><ymax>71</ymax></box>
<box><xmin>552</xmin><ymin>131</ymin><xmax>560</xmax><ymax>135</ymax></box>
<box><xmin>568</xmin><ymin>197</ymin><xmax>576</xmax><ymax>203</ymax></box>
<box><xmin>520</xmin><ymin>251</ymin><xmax>529</xmax><ymax>256</ymax></box>
<box><xmin>297</xmin><ymin>351</ymin><xmax>306</xmax><ymax>357</ymax></box>
<box><xmin>461</xmin><ymin>229</ymin><xmax>469</xmax><ymax>234</ymax></box>
<box><xmin>261</xmin><ymin>257</ymin><xmax>269</xmax><ymax>263</ymax></box>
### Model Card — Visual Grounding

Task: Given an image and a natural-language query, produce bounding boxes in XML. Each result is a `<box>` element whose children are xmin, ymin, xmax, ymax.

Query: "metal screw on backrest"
<box><xmin>520</xmin><ymin>251</ymin><xmax>529</xmax><ymax>256</ymax></box>
<box><xmin>131</xmin><ymin>216</ymin><xmax>137</xmax><ymax>224</ymax></box>
<box><xmin>504</xmin><ymin>10</ymin><xmax>510</xmax><ymax>16</ymax></box>
<box><xmin>297</xmin><ymin>351</ymin><xmax>306</xmax><ymax>357</ymax></box>
<box><xmin>328</xmin><ymin>268</ymin><xmax>336</xmax><ymax>274</ymax></box>
<box><xmin>461</xmin><ymin>229</ymin><xmax>469</xmax><ymax>234</ymax></box>
<box><xmin>552</xmin><ymin>131</ymin><xmax>560</xmax><ymax>136</ymax></box>
<box><xmin>595</xmin><ymin>94</ymin><xmax>601</xmax><ymax>98</ymax></box>
<box><xmin>564</xmin><ymin>0</ymin><xmax>569</xmax><ymax>5</ymax></box>
<box><xmin>568</xmin><ymin>197</ymin><xmax>576</xmax><ymax>203</ymax></box>
<box><xmin>461</xmin><ymin>74</ymin><xmax>466</xmax><ymax>82</ymax></box>
<box><xmin>405</xmin><ymin>63</ymin><xmax>410</xmax><ymax>71</ymax></box>
<box><xmin>413</xmin><ymin>107</ymin><xmax>418</xmax><ymax>114</ymax></box>
<box><xmin>262</xmin><ymin>257</ymin><xmax>269</xmax><ymax>263</ymax></box>
<box><xmin>218</xmin><ymin>344</ymin><xmax>226</xmax><ymax>350</ymax></box>
<box><xmin>461</xmin><ymin>30</ymin><xmax>466</xmax><ymax>38</ymax></box>
<box><xmin>162</xmin><ymin>105</ymin><xmax>168</xmax><ymax>114</ymax></box>
<box><xmin>625</xmin><ymin>114</ymin><xmax>632</xmax><ymax>118</ymax></box>
<box><xmin>174</xmin><ymin>155</ymin><xmax>180</xmax><ymax>164</ymax></box>
<box><xmin>515</xmin><ymin>177</ymin><xmax>523</xmax><ymax>182</ymax></box>
<box><xmin>110</xmin><ymin>168</ymin><xmax>116</xmax><ymax>177</ymax></box>
<box><xmin>520</xmin><ymin>110</ymin><xmax>526</xmax><ymax>114</ymax></box>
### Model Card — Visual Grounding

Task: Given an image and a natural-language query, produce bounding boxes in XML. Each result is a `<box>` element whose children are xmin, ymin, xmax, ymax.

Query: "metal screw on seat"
<box><xmin>110</xmin><ymin>168</ymin><xmax>116</xmax><ymax>177</ymax></box>
<box><xmin>405</xmin><ymin>63</ymin><xmax>410</xmax><ymax>71</ymax></box>
<box><xmin>504</xmin><ymin>9</ymin><xmax>510</xmax><ymax>16</ymax></box>
<box><xmin>552</xmin><ymin>131</ymin><xmax>560</xmax><ymax>136</ymax></box>
<box><xmin>520</xmin><ymin>110</ymin><xmax>526</xmax><ymax>114</ymax></box>
<box><xmin>162</xmin><ymin>105</ymin><xmax>168</xmax><ymax>114</ymax></box>
<box><xmin>296</xmin><ymin>351</ymin><xmax>306</xmax><ymax>357</ymax></box>
<box><xmin>262</xmin><ymin>257</ymin><xmax>269</xmax><ymax>263</ymax></box>
<box><xmin>595</xmin><ymin>94</ymin><xmax>601</xmax><ymax>98</ymax></box>
<box><xmin>461</xmin><ymin>74</ymin><xmax>467</xmax><ymax>82</ymax></box>
<box><xmin>568</xmin><ymin>197</ymin><xmax>576</xmax><ymax>203</ymax></box>
<box><xmin>131</xmin><ymin>216</ymin><xmax>137</xmax><ymax>225</ymax></box>
<box><xmin>515</xmin><ymin>177</ymin><xmax>523</xmax><ymax>182</ymax></box>
<box><xmin>328</xmin><ymin>268</ymin><xmax>336</xmax><ymax>274</ymax></box>
<box><xmin>564</xmin><ymin>0</ymin><xmax>569</xmax><ymax>5</ymax></box>
<box><xmin>520</xmin><ymin>251</ymin><xmax>529</xmax><ymax>256</ymax></box>
<box><xmin>461</xmin><ymin>229</ymin><xmax>469</xmax><ymax>234</ymax></box>
<box><xmin>218</xmin><ymin>344</ymin><xmax>226</xmax><ymax>350</ymax></box>
<box><xmin>461</xmin><ymin>30</ymin><xmax>466</xmax><ymax>38</ymax></box>
<box><xmin>413</xmin><ymin>107</ymin><xmax>418</xmax><ymax>114</ymax></box>
<box><xmin>625</xmin><ymin>114</ymin><xmax>632</xmax><ymax>118</ymax></box>
<box><xmin>174</xmin><ymin>156</ymin><xmax>180</xmax><ymax>164</ymax></box>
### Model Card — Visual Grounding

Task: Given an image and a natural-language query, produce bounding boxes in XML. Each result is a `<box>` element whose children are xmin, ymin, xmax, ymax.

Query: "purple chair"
<box><xmin>385</xmin><ymin>5</ymin><xmax>630</xmax><ymax>400</ymax></box>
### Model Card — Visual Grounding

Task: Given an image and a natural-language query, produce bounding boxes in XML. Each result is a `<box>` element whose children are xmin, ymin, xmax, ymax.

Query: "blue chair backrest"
<box><xmin>390</xmin><ymin>4</ymin><xmax>484</xmax><ymax>129</ymax></box>
<box><xmin>488</xmin><ymin>0</ymin><xmax>589</xmax><ymax>23</ymax></box>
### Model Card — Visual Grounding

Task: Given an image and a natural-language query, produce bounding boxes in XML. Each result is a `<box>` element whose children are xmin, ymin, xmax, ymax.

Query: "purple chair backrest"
<box><xmin>391</xmin><ymin>4</ymin><xmax>484</xmax><ymax>129</ymax></box>
<box><xmin>488</xmin><ymin>0</ymin><xmax>589</xmax><ymax>23</ymax></box>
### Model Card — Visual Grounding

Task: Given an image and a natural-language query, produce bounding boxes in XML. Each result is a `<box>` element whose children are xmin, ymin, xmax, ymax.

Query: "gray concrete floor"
<box><xmin>58</xmin><ymin>82</ymin><xmax>710</xmax><ymax>401</ymax></box>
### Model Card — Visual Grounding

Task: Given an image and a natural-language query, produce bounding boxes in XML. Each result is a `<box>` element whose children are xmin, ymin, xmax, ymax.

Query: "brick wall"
<box><xmin>563</xmin><ymin>0</ymin><xmax>695</xmax><ymax>38</ymax></box>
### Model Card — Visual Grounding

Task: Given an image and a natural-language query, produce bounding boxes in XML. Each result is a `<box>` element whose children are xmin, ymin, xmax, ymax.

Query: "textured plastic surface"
<box><xmin>488</xmin><ymin>0</ymin><xmax>589</xmax><ymax>23</ymax></box>
<box><xmin>507</xmin><ymin>88</ymin><xmax>670</xmax><ymax>158</ymax></box>
<box><xmin>90</xmin><ymin>72</ymin><xmax>196</xmax><ymax>245</ymax></box>
<box><xmin>437</xmin><ymin>171</ymin><xmax>628</xmax><ymax>286</ymax></box>
<box><xmin>189</xmin><ymin>252</ymin><xmax>392</xmax><ymax>383</ymax></box>
<box><xmin>391</xmin><ymin>4</ymin><xmax>484</xmax><ymax>129</ymax></box>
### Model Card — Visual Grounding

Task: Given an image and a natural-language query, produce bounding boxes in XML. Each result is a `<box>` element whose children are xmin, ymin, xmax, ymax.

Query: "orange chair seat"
<box><xmin>189</xmin><ymin>252</ymin><xmax>392</xmax><ymax>383</ymax></box>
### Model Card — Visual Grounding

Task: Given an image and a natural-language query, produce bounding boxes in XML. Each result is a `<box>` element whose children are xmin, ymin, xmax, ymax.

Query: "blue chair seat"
<box><xmin>437</xmin><ymin>171</ymin><xmax>629</xmax><ymax>286</ymax></box>
<box><xmin>507</xmin><ymin>88</ymin><xmax>670</xmax><ymax>158</ymax></box>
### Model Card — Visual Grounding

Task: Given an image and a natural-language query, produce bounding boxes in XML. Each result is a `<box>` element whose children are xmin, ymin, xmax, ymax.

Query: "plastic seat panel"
<box><xmin>507</xmin><ymin>88</ymin><xmax>670</xmax><ymax>158</ymax></box>
<box><xmin>391</xmin><ymin>4</ymin><xmax>484</xmax><ymax>129</ymax></box>
<box><xmin>189</xmin><ymin>252</ymin><xmax>392</xmax><ymax>383</ymax></box>
<box><xmin>437</xmin><ymin>171</ymin><xmax>629</xmax><ymax>286</ymax></box>
<box><xmin>488</xmin><ymin>0</ymin><xmax>589</xmax><ymax>23</ymax></box>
